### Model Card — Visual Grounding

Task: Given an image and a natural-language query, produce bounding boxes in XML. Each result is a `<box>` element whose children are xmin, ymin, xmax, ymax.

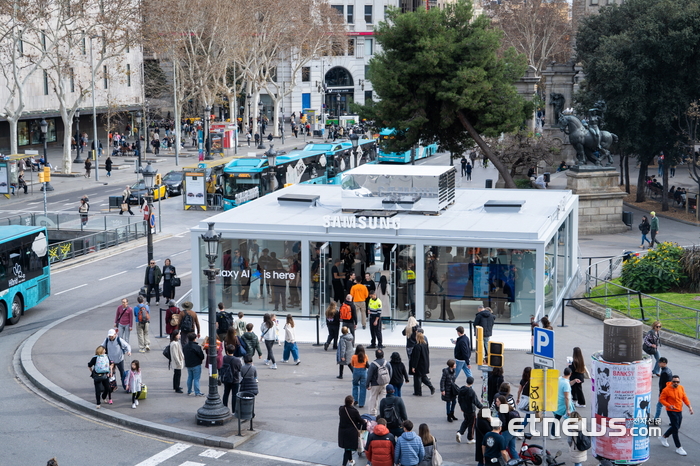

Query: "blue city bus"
<box><xmin>0</xmin><ymin>225</ymin><xmax>50</xmax><ymax>332</ymax></box>
<box><xmin>221</xmin><ymin>138</ymin><xmax>377</xmax><ymax>210</ymax></box>
<box><xmin>377</xmin><ymin>128</ymin><xmax>439</xmax><ymax>163</ymax></box>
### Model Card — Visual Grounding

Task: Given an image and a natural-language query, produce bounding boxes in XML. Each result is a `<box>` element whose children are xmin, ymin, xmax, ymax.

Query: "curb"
<box><xmin>15</xmin><ymin>295</ymin><xmax>256</xmax><ymax>449</ymax></box>
<box><xmin>571</xmin><ymin>297</ymin><xmax>700</xmax><ymax>356</ymax></box>
<box><xmin>622</xmin><ymin>201</ymin><xmax>700</xmax><ymax>227</ymax></box>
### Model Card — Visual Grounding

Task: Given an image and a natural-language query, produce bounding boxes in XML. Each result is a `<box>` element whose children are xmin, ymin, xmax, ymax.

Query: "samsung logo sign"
<box><xmin>323</xmin><ymin>215</ymin><xmax>400</xmax><ymax>230</ymax></box>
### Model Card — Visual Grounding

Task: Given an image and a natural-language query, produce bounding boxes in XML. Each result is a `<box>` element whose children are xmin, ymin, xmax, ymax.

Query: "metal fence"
<box><xmin>48</xmin><ymin>221</ymin><xmax>147</xmax><ymax>264</ymax></box>
<box><xmin>0</xmin><ymin>211</ymin><xmax>143</xmax><ymax>231</ymax></box>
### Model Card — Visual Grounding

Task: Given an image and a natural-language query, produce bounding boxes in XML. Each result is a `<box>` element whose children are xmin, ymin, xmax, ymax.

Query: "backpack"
<box><xmin>180</xmin><ymin>311</ymin><xmax>194</xmax><ymax>334</ymax></box>
<box><xmin>219</xmin><ymin>362</ymin><xmax>234</xmax><ymax>384</ymax></box>
<box><xmin>216</xmin><ymin>311</ymin><xmax>232</xmax><ymax>334</ymax></box>
<box><xmin>383</xmin><ymin>402</ymin><xmax>402</xmax><ymax>427</ymax></box>
<box><xmin>95</xmin><ymin>354</ymin><xmax>110</xmax><ymax>374</ymax></box>
<box><xmin>138</xmin><ymin>306</ymin><xmax>150</xmax><ymax>324</ymax></box>
<box><xmin>340</xmin><ymin>303</ymin><xmax>352</xmax><ymax>321</ymax></box>
<box><xmin>373</xmin><ymin>361</ymin><xmax>391</xmax><ymax>385</ymax></box>
<box><xmin>170</xmin><ymin>309</ymin><xmax>181</xmax><ymax>327</ymax></box>
<box><xmin>575</xmin><ymin>430</ymin><xmax>591</xmax><ymax>451</ymax></box>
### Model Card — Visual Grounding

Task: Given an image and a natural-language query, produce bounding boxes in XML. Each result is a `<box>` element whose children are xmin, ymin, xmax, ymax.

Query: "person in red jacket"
<box><xmin>365</xmin><ymin>419</ymin><xmax>395</xmax><ymax>466</ymax></box>
<box><xmin>659</xmin><ymin>375</ymin><xmax>694</xmax><ymax>456</ymax></box>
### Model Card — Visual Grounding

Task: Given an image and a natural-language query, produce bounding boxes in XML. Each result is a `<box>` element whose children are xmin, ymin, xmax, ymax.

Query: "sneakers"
<box><xmin>270</xmin><ymin>364</ymin><xmax>277</xmax><ymax>369</ymax></box>
<box><xmin>466</xmin><ymin>439</ymin><xmax>476</xmax><ymax>444</ymax></box>
<box><xmin>295</xmin><ymin>360</ymin><xmax>301</xmax><ymax>365</ymax></box>
<box><xmin>135</xmin><ymin>399</ymin><xmax>139</xmax><ymax>406</ymax></box>
<box><xmin>575</xmin><ymin>403</ymin><xmax>586</xmax><ymax>408</ymax></box>
<box><xmin>281</xmin><ymin>360</ymin><xmax>288</xmax><ymax>363</ymax></box>
<box><xmin>348</xmin><ymin>460</ymin><xmax>355</xmax><ymax>466</ymax></box>
<box><xmin>108</xmin><ymin>399</ymin><xmax>113</xmax><ymax>404</ymax></box>
<box><xmin>676</xmin><ymin>447</ymin><xmax>687</xmax><ymax>456</ymax></box>
<box><xmin>263</xmin><ymin>360</ymin><xmax>270</xmax><ymax>366</ymax></box>
<box><xmin>549</xmin><ymin>435</ymin><xmax>561</xmax><ymax>440</ymax></box>
<box><xmin>659</xmin><ymin>436</ymin><xmax>669</xmax><ymax>447</ymax></box>
<box><xmin>131</xmin><ymin>403</ymin><xmax>136</xmax><ymax>409</ymax></box>
<box><xmin>456</xmin><ymin>432</ymin><xmax>462</xmax><ymax>443</ymax></box>
<box><xmin>324</xmin><ymin>342</ymin><xmax>329</xmax><ymax>351</ymax></box>
<box><xmin>96</xmin><ymin>405</ymin><xmax>101</xmax><ymax>409</ymax></box>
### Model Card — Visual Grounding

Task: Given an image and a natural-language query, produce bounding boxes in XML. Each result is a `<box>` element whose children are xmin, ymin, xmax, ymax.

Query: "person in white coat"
<box><xmin>170</xmin><ymin>330</ymin><xmax>185</xmax><ymax>393</ymax></box>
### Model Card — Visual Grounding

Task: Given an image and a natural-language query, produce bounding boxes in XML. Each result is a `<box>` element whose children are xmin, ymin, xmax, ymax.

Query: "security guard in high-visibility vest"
<box><xmin>367</xmin><ymin>291</ymin><xmax>383</xmax><ymax>349</ymax></box>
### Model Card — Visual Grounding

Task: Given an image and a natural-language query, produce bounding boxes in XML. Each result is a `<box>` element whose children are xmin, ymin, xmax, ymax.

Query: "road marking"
<box><xmin>199</xmin><ymin>449</ymin><xmax>226</xmax><ymax>459</ymax></box>
<box><xmin>63</xmin><ymin>203</ymin><xmax>75</xmax><ymax>206</ymax></box>
<box><xmin>28</xmin><ymin>202</ymin><xmax>41</xmax><ymax>205</ymax></box>
<box><xmin>227</xmin><ymin>450</ymin><xmax>327</xmax><ymax>465</ymax></box>
<box><xmin>179</xmin><ymin>462</ymin><xmax>205</xmax><ymax>466</ymax></box>
<box><xmin>55</xmin><ymin>283</ymin><xmax>88</xmax><ymax>295</ymax></box>
<box><xmin>99</xmin><ymin>271</ymin><xmax>127</xmax><ymax>281</ymax></box>
<box><xmin>100</xmin><ymin>203</ymin><xmax>108</xmax><ymax>206</ymax></box>
<box><xmin>170</xmin><ymin>250</ymin><xmax>188</xmax><ymax>257</ymax></box>
<box><xmin>134</xmin><ymin>443</ymin><xmax>191</xmax><ymax>466</ymax></box>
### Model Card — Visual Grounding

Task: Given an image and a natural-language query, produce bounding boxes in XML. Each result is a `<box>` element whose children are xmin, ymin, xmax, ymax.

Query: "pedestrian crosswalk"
<box><xmin>134</xmin><ymin>443</ymin><xmax>326</xmax><ymax>466</ymax></box>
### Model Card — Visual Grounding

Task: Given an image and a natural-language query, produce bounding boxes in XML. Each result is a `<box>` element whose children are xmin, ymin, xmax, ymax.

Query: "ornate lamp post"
<box><xmin>141</xmin><ymin>161</ymin><xmax>157</xmax><ymax>263</ymax></box>
<box><xmin>40</xmin><ymin>119</ymin><xmax>54</xmax><ymax>191</ymax></box>
<box><xmin>204</xmin><ymin>105</ymin><xmax>213</xmax><ymax>160</ymax></box>
<box><xmin>135</xmin><ymin>112</ymin><xmax>143</xmax><ymax>169</ymax></box>
<box><xmin>336</xmin><ymin>94</ymin><xmax>341</xmax><ymax>120</ymax></box>
<box><xmin>257</xmin><ymin>100</ymin><xmax>265</xmax><ymax>149</ymax></box>
<box><xmin>266</xmin><ymin>146</ymin><xmax>277</xmax><ymax>194</ymax></box>
<box><xmin>349</xmin><ymin>133</ymin><xmax>359</xmax><ymax>168</ymax></box>
<box><xmin>196</xmin><ymin>222</ymin><xmax>232</xmax><ymax>426</ymax></box>
<box><xmin>73</xmin><ymin>109</ymin><xmax>83</xmax><ymax>164</ymax></box>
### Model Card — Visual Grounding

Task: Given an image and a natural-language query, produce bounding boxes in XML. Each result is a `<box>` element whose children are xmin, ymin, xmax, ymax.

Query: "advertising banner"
<box><xmin>184</xmin><ymin>172</ymin><xmax>206</xmax><ymax>206</ymax></box>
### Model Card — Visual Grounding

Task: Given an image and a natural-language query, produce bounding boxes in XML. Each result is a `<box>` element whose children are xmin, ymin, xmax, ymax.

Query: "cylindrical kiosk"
<box><xmin>591</xmin><ymin>319</ymin><xmax>652</xmax><ymax>464</ymax></box>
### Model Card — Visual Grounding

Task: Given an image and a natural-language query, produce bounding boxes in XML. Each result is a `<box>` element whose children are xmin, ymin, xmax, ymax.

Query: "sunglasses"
<box><xmin>655</xmin><ymin>325</ymin><xmax>662</xmax><ymax>328</ymax></box>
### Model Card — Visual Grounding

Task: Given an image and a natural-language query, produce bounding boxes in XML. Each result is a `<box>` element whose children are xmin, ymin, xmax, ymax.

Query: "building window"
<box><xmin>365</xmin><ymin>90</ymin><xmax>373</xmax><ymax>103</ymax></box>
<box><xmin>325</xmin><ymin>67</ymin><xmax>354</xmax><ymax>87</ymax></box>
<box><xmin>43</xmin><ymin>70</ymin><xmax>49</xmax><ymax>95</ymax></box>
<box><xmin>365</xmin><ymin>65</ymin><xmax>371</xmax><ymax>79</ymax></box>
<box><xmin>302</xmin><ymin>66</ymin><xmax>311</xmax><ymax>82</ymax></box>
<box><xmin>126</xmin><ymin>64</ymin><xmax>131</xmax><ymax>87</ymax></box>
<box><xmin>70</xmin><ymin>68</ymin><xmax>75</xmax><ymax>93</ymax></box>
<box><xmin>331</xmin><ymin>4</ymin><xmax>344</xmax><ymax>16</ymax></box>
<box><xmin>348</xmin><ymin>39</ymin><xmax>355</xmax><ymax>56</ymax></box>
<box><xmin>365</xmin><ymin>5</ymin><xmax>373</xmax><ymax>24</ymax></box>
<box><xmin>103</xmin><ymin>65</ymin><xmax>108</xmax><ymax>89</ymax></box>
<box><xmin>590</xmin><ymin>0</ymin><xmax>599</xmax><ymax>4</ymax></box>
<box><xmin>347</xmin><ymin>5</ymin><xmax>354</xmax><ymax>23</ymax></box>
<box><xmin>365</xmin><ymin>38</ymin><xmax>374</xmax><ymax>56</ymax></box>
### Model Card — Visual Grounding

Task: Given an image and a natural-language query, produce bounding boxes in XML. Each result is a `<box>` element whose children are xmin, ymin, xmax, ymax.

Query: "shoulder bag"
<box><xmin>344</xmin><ymin>407</ymin><xmax>364</xmax><ymax>453</ymax></box>
<box><xmin>432</xmin><ymin>437</ymin><xmax>443</xmax><ymax>466</ymax></box>
<box><xmin>172</xmin><ymin>276</ymin><xmax>182</xmax><ymax>287</ymax></box>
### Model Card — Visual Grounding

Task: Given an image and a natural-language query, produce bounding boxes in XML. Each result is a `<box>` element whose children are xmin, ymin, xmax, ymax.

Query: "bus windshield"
<box><xmin>224</xmin><ymin>174</ymin><xmax>261</xmax><ymax>198</ymax></box>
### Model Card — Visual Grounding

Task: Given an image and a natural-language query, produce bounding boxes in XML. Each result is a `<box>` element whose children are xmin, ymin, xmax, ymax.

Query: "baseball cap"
<box><xmin>108</xmin><ymin>329</ymin><xmax>116</xmax><ymax>337</ymax></box>
<box><xmin>386</xmin><ymin>384</ymin><xmax>395</xmax><ymax>393</ymax></box>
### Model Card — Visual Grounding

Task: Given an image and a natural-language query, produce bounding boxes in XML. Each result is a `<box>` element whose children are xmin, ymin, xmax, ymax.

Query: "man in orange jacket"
<box><xmin>350</xmin><ymin>278</ymin><xmax>369</xmax><ymax>329</ymax></box>
<box><xmin>659</xmin><ymin>375</ymin><xmax>694</xmax><ymax>456</ymax></box>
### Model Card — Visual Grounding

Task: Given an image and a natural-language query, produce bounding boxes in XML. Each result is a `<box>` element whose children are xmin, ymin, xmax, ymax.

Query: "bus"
<box><xmin>221</xmin><ymin>138</ymin><xmax>378</xmax><ymax>210</ymax></box>
<box><xmin>377</xmin><ymin>128</ymin><xmax>439</xmax><ymax>163</ymax></box>
<box><xmin>0</xmin><ymin>225</ymin><xmax>50</xmax><ymax>332</ymax></box>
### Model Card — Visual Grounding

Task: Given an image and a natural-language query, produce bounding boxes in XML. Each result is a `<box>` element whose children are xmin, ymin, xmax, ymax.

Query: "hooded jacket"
<box><xmin>337</xmin><ymin>332</ymin><xmax>354</xmax><ymax>365</ymax></box>
<box><xmin>659</xmin><ymin>381</ymin><xmax>691</xmax><ymax>412</ymax></box>
<box><xmin>474</xmin><ymin>309</ymin><xmax>495</xmax><ymax>337</ymax></box>
<box><xmin>366</xmin><ymin>424</ymin><xmax>395</xmax><ymax>466</ymax></box>
<box><xmin>395</xmin><ymin>431</ymin><xmax>424</xmax><ymax>466</ymax></box>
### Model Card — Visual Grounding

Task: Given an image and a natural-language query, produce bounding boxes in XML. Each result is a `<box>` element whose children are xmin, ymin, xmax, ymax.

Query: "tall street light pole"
<box><xmin>73</xmin><ymin>109</ymin><xmax>83</xmax><ymax>164</ymax></box>
<box><xmin>90</xmin><ymin>36</ymin><xmax>100</xmax><ymax>181</ymax></box>
<box><xmin>141</xmin><ymin>162</ymin><xmax>157</xmax><ymax>263</ymax></box>
<box><xmin>145</xmin><ymin>102</ymin><xmax>152</xmax><ymax>153</ymax></box>
<box><xmin>196</xmin><ymin>222</ymin><xmax>232</xmax><ymax>426</ymax></box>
<box><xmin>257</xmin><ymin>100</ymin><xmax>265</xmax><ymax>150</ymax></box>
<box><xmin>40</xmin><ymin>119</ymin><xmax>54</xmax><ymax>191</ymax></box>
<box><xmin>204</xmin><ymin>105</ymin><xmax>212</xmax><ymax>160</ymax></box>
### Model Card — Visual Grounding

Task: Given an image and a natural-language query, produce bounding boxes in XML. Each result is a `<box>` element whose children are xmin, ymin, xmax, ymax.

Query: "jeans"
<box><xmin>641</xmin><ymin>234</ymin><xmax>651</xmax><ymax>246</ymax></box>
<box><xmin>117</xmin><ymin>324</ymin><xmax>131</xmax><ymax>345</ymax></box>
<box><xmin>352</xmin><ymin>368</ymin><xmax>368</xmax><ymax>406</ymax></box>
<box><xmin>455</xmin><ymin>359</ymin><xmax>472</xmax><ymax>382</ymax></box>
<box><xmin>446</xmin><ymin>399</ymin><xmax>456</xmax><ymax>415</ymax></box>
<box><xmin>113</xmin><ymin>360</ymin><xmax>126</xmax><ymax>389</ymax></box>
<box><xmin>187</xmin><ymin>365</ymin><xmax>202</xmax><ymax>395</ymax></box>
<box><xmin>502</xmin><ymin>430</ymin><xmax>518</xmax><ymax>460</ymax></box>
<box><xmin>283</xmin><ymin>341</ymin><xmax>299</xmax><ymax>362</ymax></box>
<box><xmin>664</xmin><ymin>410</ymin><xmax>683</xmax><ymax>448</ymax></box>
<box><xmin>652</xmin><ymin>349</ymin><xmax>660</xmax><ymax>375</ymax></box>
<box><xmin>394</xmin><ymin>382</ymin><xmax>404</xmax><ymax>397</ymax></box>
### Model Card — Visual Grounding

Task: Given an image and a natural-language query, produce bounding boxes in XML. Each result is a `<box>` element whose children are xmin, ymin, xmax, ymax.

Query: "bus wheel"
<box><xmin>0</xmin><ymin>303</ymin><xmax>6</xmax><ymax>332</ymax></box>
<box><xmin>8</xmin><ymin>294</ymin><xmax>23</xmax><ymax>325</ymax></box>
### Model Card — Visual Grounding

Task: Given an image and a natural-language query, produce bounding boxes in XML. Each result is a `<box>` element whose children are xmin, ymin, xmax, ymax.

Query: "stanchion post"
<box><xmin>558</xmin><ymin>298</ymin><xmax>567</xmax><ymax>327</ymax></box>
<box><xmin>312</xmin><ymin>314</ymin><xmax>323</xmax><ymax>346</ymax></box>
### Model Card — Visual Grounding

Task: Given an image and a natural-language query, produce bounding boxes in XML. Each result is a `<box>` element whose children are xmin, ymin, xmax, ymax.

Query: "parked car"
<box><xmin>127</xmin><ymin>180</ymin><xmax>167</xmax><ymax>205</ymax></box>
<box><xmin>162</xmin><ymin>171</ymin><xmax>184</xmax><ymax>196</ymax></box>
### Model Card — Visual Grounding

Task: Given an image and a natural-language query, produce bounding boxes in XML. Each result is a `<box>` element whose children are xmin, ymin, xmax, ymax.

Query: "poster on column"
<box><xmin>591</xmin><ymin>352</ymin><xmax>652</xmax><ymax>463</ymax></box>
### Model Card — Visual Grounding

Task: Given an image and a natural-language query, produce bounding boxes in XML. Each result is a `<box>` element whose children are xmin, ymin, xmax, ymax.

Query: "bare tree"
<box><xmin>484</xmin><ymin>130</ymin><xmax>561</xmax><ymax>181</ymax></box>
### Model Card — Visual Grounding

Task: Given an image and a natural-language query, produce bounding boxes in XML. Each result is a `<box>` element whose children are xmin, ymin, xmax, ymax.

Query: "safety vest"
<box><xmin>368</xmin><ymin>297</ymin><xmax>382</xmax><ymax>312</ymax></box>
<box><xmin>406</xmin><ymin>270</ymin><xmax>416</xmax><ymax>281</ymax></box>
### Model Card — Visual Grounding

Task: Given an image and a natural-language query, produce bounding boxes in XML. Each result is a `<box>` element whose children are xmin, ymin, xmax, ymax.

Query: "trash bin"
<box><xmin>235</xmin><ymin>391</ymin><xmax>255</xmax><ymax>420</ymax></box>
<box><xmin>544</xmin><ymin>172</ymin><xmax>551</xmax><ymax>183</ymax></box>
<box><xmin>485</xmin><ymin>179</ymin><xmax>493</xmax><ymax>189</ymax></box>
<box><xmin>109</xmin><ymin>196</ymin><xmax>122</xmax><ymax>211</ymax></box>
<box><xmin>313</xmin><ymin>130</ymin><xmax>323</xmax><ymax>137</ymax></box>
<box><xmin>622</xmin><ymin>211</ymin><xmax>633</xmax><ymax>227</ymax></box>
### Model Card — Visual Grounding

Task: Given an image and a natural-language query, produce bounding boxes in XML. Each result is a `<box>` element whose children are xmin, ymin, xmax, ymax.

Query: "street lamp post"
<box><xmin>73</xmin><ymin>110</ymin><xmax>83</xmax><ymax>164</ymax></box>
<box><xmin>336</xmin><ymin>94</ymin><xmax>341</xmax><ymax>121</ymax></box>
<box><xmin>196</xmin><ymin>222</ymin><xmax>233</xmax><ymax>426</ymax></box>
<box><xmin>266</xmin><ymin>146</ymin><xmax>277</xmax><ymax>194</ymax></box>
<box><xmin>204</xmin><ymin>106</ymin><xmax>212</xmax><ymax>160</ymax></box>
<box><xmin>40</xmin><ymin>119</ymin><xmax>54</xmax><ymax>191</ymax></box>
<box><xmin>349</xmin><ymin>133</ymin><xmax>359</xmax><ymax>169</ymax></box>
<box><xmin>145</xmin><ymin>103</ymin><xmax>152</xmax><ymax>153</ymax></box>
<box><xmin>257</xmin><ymin>100</ymin><xmax>265</xmax><ymax>150</ymax></box>
<box><xmin>90</xmin><ymin>36</ymin><xmax>100</xmax><ymax>181</ymax></box>
<box><xmin>247</xmin><ymin>95</ymin><xmax>252</xmax><ymax>130</ymax></box>
<box><xmin>141</xmin><ymin>162</ymin><xmax>157</xmax><ymax>263</ymax></box>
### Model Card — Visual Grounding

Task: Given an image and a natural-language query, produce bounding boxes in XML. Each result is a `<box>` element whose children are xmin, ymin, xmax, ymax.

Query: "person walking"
<box><xmin>338</xmin><ymin>395</ymin><xmax>366</xmax><ymax>466</ymax></box>
<box><xmin>496</xmin><ymin>395</ymin><xmax>520</xmax><ymax>460</ymax></box>
<box><xmin>324</xmin><ymin>302</ymin><xmax>341</xmax><ymax>351</ymax></box>
<box><xmin>460</xmin><ymin>156</ymin><xmax>468</xmax><ymax>177</ymax></box>
<box><xmin>659</xmin><ymin>375</ymin><xmax>693</xmax><ymax>456</ymax></box>
<box><xmin>517</xmin><ymin>367</ymin><xmax>532</xmax><ymax>426</ymax></box>
<box><xmin>367</xmin><ymin>349</ymin><xmax>392</xmax><ymax>416</ymax></box>
<box><xmin>365</xmin><ymin>418</ymin><xmax>396</xmax><ymax>466</ymax></box>
<box><xmin>162</xmin><ymin>259</ymin><xmax>177</xmax><ymax>302</ymax></box>
<box><xmin>120</xmin><ymin>185</ymin><xmax>134</xmax><ymax>215</ymax></box>
<box><xmin>222</xmin><ymin>344</ymin><xmax>242</xmax><ymax>413</ymax></box>
<box><xmin>654</xmin><ymin>357</ymin><xmax>673</xmax><ymax>421</ymax></box>
<box><xmin>17</xmin><ymin>172</ymin><xmax>27</xmax><ymax>194</ymax></box>
<box><xmin>644</xmin><ymin>320</ymin><xmax>662</xmax><ymax>376</ymax></box>
<box><xmin>409</xmin><ymin>332</ymin><xmax>435</xmax><ymax>396</ymax></box>
<box><xmin>417</xmin><ymin>424</ymin><xmax>437</xmax><ymax>466</ymax></box>
<box><xmin>475</xmin><ymin>408</ymin><xmax>492</xmax><ymax>465</ymax></box>
<box><xmin>394</xmin><ymin>420</ymin><xmax>425</xmax><ymax>466</ymax></box>
<box><xmin>639</xmin><ymin>216</ymin><xmax>652</xmax><ymax>249</ymax></box>
<box><xmin>566</xmin><ymin>412</ymin><xmax>588</xmax><ymax>466</ymax></box>
<box><xmin>282</xmin><ymin>314</ymin><xmax>301</xmax><ymax>365</ymax></box>
<box><xmin>84</xmin><ymin>158</ymin><xmax>92</xmax><ymax>178</ymax></box>
<box><xmin>260</xmin><ymin>313</ymin><xmax>278</xmax><ymax>369</ymax></box>
<box><xmin>466</xmin><ymin>162</ymin><xmax>472</xmax><ymax>181</ymax></box>
<box><xmin>456</xmin><ymin>376</ymin><xmax>483</xmax><ymax>444</ymax></box>
<box><xmin>183</xmin><ymin>332</ymin><xmax>205</xmax><ymax>396</ymax></box>
<box><xmin>649</xmin><ymin>211</ymin><xmax>660</xmax><ymax>247</ymax></box>
<box><xmin>403</xmin><ymin>316</ymin><xmax>419</xmax><ymax>359</ymax></box>
<box><xmin>126</xmin><ymin>360</ymin><xmax>143</xmax><ymax>409</ymax></box>
<box><xmin>133</xmin><ymin>296</ymin><xmax>150</xmax><ymax>353</ymax></box>
<box><xmin>389</xmin><ymin>352</ymin><xmax>410</xmax><ymax>397</ymax></box>
<box><xmin>451</xmin><ymin>326</ymin><xmax>472</xmax><ymax>382</ymax></box>
<box><xmin>351</xmin><ymin>345</ymin><xmax>369</xmax><ymax>408</ymax></box>
<box><xmin>78</xmin><ymin>197</ymin><xmax>90</xmax><ymax>226</ymax></box>
<box><xmin>242</xmin><ymin>323</ymin><xmax>263</xmax><ymax>360</ymax></box>
<box><xmin>105</xmin><ymin>156</ymin><xmax>112</xmax><ymax>177</ymax></box>
<box><xmin>379</xmin><ymin>384</ymin><xmax>408</xmax><ymax>438</ymax></box>
<box><xmin>114</xmin><ymin>298</ymin><xmax>133</xmax><ymax>344</ymax></box>
<box><xmin>143</xmin><ymin>259</ymin><xmax>162</xmax><ymax>306</ymax></box>
<box><xmin>169</xmin><ymin>330</ymin><xmax>184</xmax><ymax>393</ymax></box>
<box><xmin>368</xmin><ymin>291</ymin><xmax>383</xmax><ymax>349</ymax></box>
<box><xmin>337</xmin><ymin>326</ymin><xmax>355</xmax><ymax>379</ymax></box>
<box><xmin>550</xmin><ymin>367</ymin><xmax>574</xmax><ymax>440</ymax></box>
<box><xmin>482</xmin><ymin>419</ymin><xmax>509</xmax><ymax>465</ymax></box>
<box><xmin>569</xmin><ymin>347</ymin><xmax>590</xmax><ymax>408</ymax></box>
<box><xmin>102</xmin><ymin>328</ymin><xmax>131</xmax><ymax>390</ymax></box>
<box><xmin>340</xmin><ymin>295</ymin><xmax>357</xmax><ymax>340</ymax></box>
<box><xmin>440</xmin><ymin>359</ymin><xmax>459</xmax><ymax>422</ymax></box>
<box><xmin>87</xmin><ymin>345</ymin><xmax>111</xmax><ymax>409</ymax></box>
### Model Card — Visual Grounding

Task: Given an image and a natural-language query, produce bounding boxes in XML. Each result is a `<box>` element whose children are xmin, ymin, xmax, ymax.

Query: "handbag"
<box><xmin>172</xmin><ymin>276</ymin><xmax>182</xmax><ymax>287</ymax></box>
<box><xmin>517</xmin><ymin>395</ymin><xmax>531</xmax><ymax>411</ymax></box>
<box><xmin>432</xmin><ymin>437</ymin><xmax>443</xmax><ymax>466</ymax></box>
<box><xmin>120</xmin><ymin>203</ymin><xmax>128</xmax><ymax>211</ymax></box>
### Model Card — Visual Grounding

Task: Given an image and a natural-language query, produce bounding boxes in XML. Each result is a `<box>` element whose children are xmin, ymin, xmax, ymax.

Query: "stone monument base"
<box><xmin>566</xmin><ymin>167</ymin><xmax>628</xmax><ymax>235</ymax></box>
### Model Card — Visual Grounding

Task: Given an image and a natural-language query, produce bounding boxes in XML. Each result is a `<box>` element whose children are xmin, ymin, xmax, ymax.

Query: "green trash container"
<box><xmin>235</xmin><ymin>391</ymin><xmax>255</xmax><ymax>421</ymax></box>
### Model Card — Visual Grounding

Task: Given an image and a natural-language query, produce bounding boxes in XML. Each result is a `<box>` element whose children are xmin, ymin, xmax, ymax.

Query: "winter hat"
<box><xmin>386</xmin><ymin>384</ymin><xmax>395</xmax><ymax>393</ymax></box>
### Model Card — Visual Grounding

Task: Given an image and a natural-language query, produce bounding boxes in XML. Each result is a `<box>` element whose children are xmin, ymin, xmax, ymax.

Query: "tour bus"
<box><xmin>0</xmin><ymin>225</ymin><xmax>51</xmax><ymax>332</ymax></box>
<box><xmin>377</xmin><ymin>128</ymin><xmax>439</xmax><ymax>163</ymax></box>
<box><xmin>221</xmin><ymin>138</ymin><xmax>378</xmax><ymax>210</ymax></box>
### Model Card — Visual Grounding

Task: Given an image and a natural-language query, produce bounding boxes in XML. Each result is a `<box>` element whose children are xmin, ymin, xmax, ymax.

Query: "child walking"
<box><xmin>126</xmin><ymin>360</ymin><xmax>143</xmax><ymax>409</ymax></box>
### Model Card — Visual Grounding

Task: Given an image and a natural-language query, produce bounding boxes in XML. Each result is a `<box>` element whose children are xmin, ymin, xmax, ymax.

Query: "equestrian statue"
<box><xmin>557</xmin><ymin>101</ymin><xmax>617</xmax><ymax>167</ymax></box>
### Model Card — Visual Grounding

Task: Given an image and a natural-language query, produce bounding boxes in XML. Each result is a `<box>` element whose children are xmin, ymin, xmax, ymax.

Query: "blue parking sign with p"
<box><xmin>533</xmin><ymin>327</ymin><xmax>554</xmax><ymax>359</ymax></box>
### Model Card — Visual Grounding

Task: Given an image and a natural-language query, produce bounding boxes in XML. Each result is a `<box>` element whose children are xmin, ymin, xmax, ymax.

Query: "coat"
<box><xmin>440</xmin><ymin>367</ymin><xmax>458</xmax><ymax>401</ymax></box>
<box><xmin>170</xmin><ymin>340</ymin><xmax>184</xmax><ymax>370</ymax></box>
<box><xmin>365</xmin><ymin>424</ymin><xmax>395</xmax><ymax>466</ymax></box>
<box><xmin>337</xmin><ymin>332</ymin><xmax>354</xmax><ymax>365</ymax></box>
<box><xmin>409</xmin><ymin>342</ymin><xmax>430</xmax><ymax>375</ymax></box>
<box><xmin>144</xmin><ymin>265</ymin><xmax>162</xmax><ymax>286</ymax></box>
<box><xmin>338</xmin><ymin>405</ymin><xmax>365</xmax><ymax>450</ymax></box>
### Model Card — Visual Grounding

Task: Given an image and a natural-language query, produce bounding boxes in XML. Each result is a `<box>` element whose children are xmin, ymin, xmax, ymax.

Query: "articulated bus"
<box><xmin>377</xmin><ymin>128</ymin><xmax>439</xmax><ymax>163</ymax></box>
<box><xmin>0</xmin><ymin>225</ymin><xmax>50</xmax><ymax>332</ymax></box>
<box><xmin>221</xmin><ymin>138</ymin><xmax>377</xmax><ymax>210</ymax></box>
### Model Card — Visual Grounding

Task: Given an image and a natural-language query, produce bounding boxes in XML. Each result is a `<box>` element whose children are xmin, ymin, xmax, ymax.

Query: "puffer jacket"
<box><xmin>365</xmin><ymin>423</ymin><xmax>395</xmax><ymax>466</ymax></box>
<box><xmin>336</xmin><ymin>332</ymin><xmax>354</xmax><ymax>365</ymax></box>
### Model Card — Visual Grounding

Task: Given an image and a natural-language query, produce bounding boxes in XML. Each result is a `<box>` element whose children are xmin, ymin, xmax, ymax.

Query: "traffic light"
<box><xmin>155</xmin><ymin>174</ymin><xmax>162</xmax><ymax>186</ymax></box>
<box><xmin>39</xmin><ymin>166</ymin><xmax>50</xmax><ymax>183</ymax></box>
<box><xmin>488</xmin><ymin>341</ymin><xmax>504</xmax><ymax>368</ymax></box>
<box><xmin>476</xmin><ymin>326</ymin><xmax>484</xmax><ymax>366</ymax></box>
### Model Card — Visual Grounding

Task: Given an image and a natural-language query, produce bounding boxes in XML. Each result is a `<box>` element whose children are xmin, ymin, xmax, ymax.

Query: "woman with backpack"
<box><xmin>566</xmin><ymin>412</ymin><xmax>588</xmax><ymax>466</ymax></box>
<box><xmin>639</xmin><ymin>216</ymin><xmax>652</xmax><ymax>249</ymax></box>
<box><xmin>87</xmin><ymin>346</ymin><xmax>112</xmax><ymax>409</ymax></box>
